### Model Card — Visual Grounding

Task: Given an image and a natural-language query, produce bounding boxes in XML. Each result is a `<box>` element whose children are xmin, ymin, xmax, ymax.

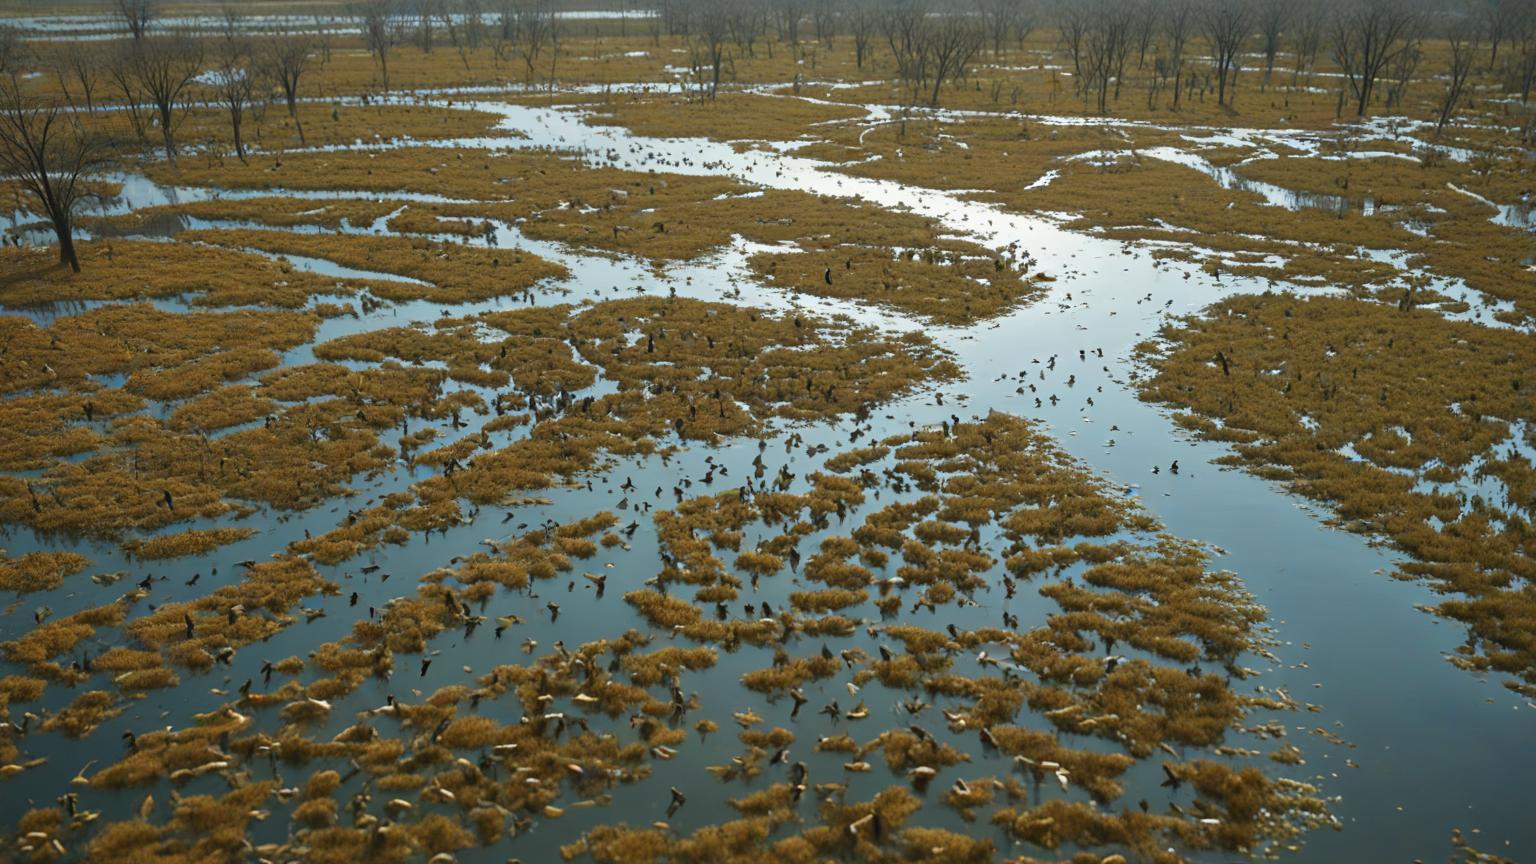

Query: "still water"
<box><xmin>1</xmin><ymin>92</ymin><xmax>1531</xmax><ymax>862</ymax></box>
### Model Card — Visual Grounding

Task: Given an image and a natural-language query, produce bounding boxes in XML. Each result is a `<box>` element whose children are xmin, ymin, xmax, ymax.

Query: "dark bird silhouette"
<box><xmin>1161</xmin><ymin>764</ymin><xmax>1183</xmax><ymax>790</ymax></box>
<box><xmin>790</xmin><ymin>688</ymin><xmax>808</xmax><ymax>718</ymax></box>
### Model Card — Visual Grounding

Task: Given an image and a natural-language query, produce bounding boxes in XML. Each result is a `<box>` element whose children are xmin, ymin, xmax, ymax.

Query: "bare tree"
<box><xmin>1437</xmin><ymin>18</ymin><xmax>1480</xmax><ymax>133</ymax></box>
<box><xmin>264</xmin><ymin>32</ymin><xmax>314</xmax><ymax>145</ymax></box>
<box><xmin>509</xmin><ymin>0</ymin><xmax>560</xmax><ymax>85</ymax></box>
<box><xmin>1480</xmin><ymin>0</ymin><xmax>1523</xmax><ymax>67</ymax></box>
<box><xmin>129</xmin><ymin>34</ymin><xmax>204</xmax><ymax>161</ymax></box>
<box><xmin>1082</xmin><ymin>0</ymin><xmax>1133</xmax><ymax>111</ymax></box>
<box><xmin>846</xmin><ymin>0</ymin><xmax>877</xmax><ymax>67</ymax></box>
<box><xmin>1015</xmin><ymin>0</ymin><xmax>1038</xmax><ymax>52</ymax></box>
<box><xmin>1381</xmin><ymin>34</ymin><xmax>1421</xmax><ymax>109</ymax></box>
<box><xmin>462</xmin><ymin>0</ymin><xmax>487</xmax><ymax>50</ymax></box>
<box><xmin>105</xmin><ymin>42</ymin><xmax>149</xmax><ymax>140</ymax></box>
<box><xmin>212</xmin><ymin>32</ymin><xmax>257</xmax><ymax>162</ymax></box>
<box><xmin>1289</xmin><ymin>0</ymin><xmax>1325</xmax><ymax>87</ymax></box>
<box><xmin>1163</xmin><ymin>0</ymin><xmax>1196</xmax><ymax>106</ymax></box>
<box><xmin>1202</xmin><ymin>0</ymin><xmax>1252</xmax><ymax>108</ymax></box>
<box><xmin>1130</xmin><ymin>0</ymin><xmax>1156</xmax><ymax>69</ymax></box>
<box><xmin>216</xmin><ymin>2</ymin><xmax>242</xmax><ymax>40</ymax></box>
<box><xmin>921</xmin><ymin>10</ymin><xmax>983</xmax><ymax>106</ymax></box>
<box><xmin>416</xmin><ymin>0</ymin><xmax>439</xmax><ymax>53</ymax></box>
<box><xmin>354</xmin><ymin>0</ymin><xmax>403</xmax><ymax>91</ymax></box>
<box><xmin>1330</xmin><ymin>0</ymin><xmax>1422</xmax><ymax>116</ymax></box>
<box><xmin>1111</xmin><ymin>1</ymin><xmax>1137</xmax><ymax>99</ymax></box>
<box><xmin>812</xmin><ymin>0</ymin><xmax>840</xmax><ymax>46</ymax></box>
<box><xmin>1515</xmin><ymin>7</ymin><xmax>1536</xmax><ymax>102</ymax></box>
<box><xmin>0</xmin><ymin>26</ymin><xmax>21</xmax><ymax>77</ymax></box>
<box><xmin>686</xmin><ymin>0</ymin><xmax>731</xmax><ymax>97</ymax></box>
<box><xmin>1255</xmin><ymin>0</ymin><xmax>1288</xmax><ymax>86</ymax></box>
<box><xmin>52</xmin><ymin>45</ymin><xmax>102</xmax><ymax>112</ymax></box>
<box><xmin>1056</xmin><ymin>0</ymin><xmax>1093</xmax><ymax>90</ymax></box>
<box><xmin>776</xmin><ymin>0</ymin><xmax>806</xmax><ymax>47</ymax></box>
<box><xmin>727</xmin><ymin>0</ymin><xmax>768</xmax><ymax>57</ymax></box>
<box><xmin>658</xmin><ymin>0</ymin><xmax>689</xmax><ymax>38</ymax></box>
<box><xmin>881</xmin><ymin>0</ymin><xmax>931</xmax><ymax>90</ymax></box>
<box><xmin>435</xmin><ymin>0</ymin><xmax>483</xmax><ymax>68</ymax></box>
<box><xmin>976</xmin><ymin>0</ymin><xmax>1021</xmax><ymax>57</ymax></box>
<box><xmin>493</xmin><ymin>0</ymin><xmax>516</xmax><ymax>63</ymax></box>
<box><xmin>116</xmin><ymin>0</ymin><xmax>156</xmax><ymax>41</ymax></box>
<box><xmin>0</xmin><ymin>79</ymin><xmax>104</xmax><ymax>272</ymax></box>
<box><xmin>543</xmin><ymin>1</ymin><xmax>564</xmax><ymax>83</ymax></box>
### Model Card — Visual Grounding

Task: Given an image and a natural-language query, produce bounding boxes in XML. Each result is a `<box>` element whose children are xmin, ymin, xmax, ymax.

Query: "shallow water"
<box><xmin>2</xmin><ymin>89</ymin><xmax>1533</xmax><ymax>862</ymax></box>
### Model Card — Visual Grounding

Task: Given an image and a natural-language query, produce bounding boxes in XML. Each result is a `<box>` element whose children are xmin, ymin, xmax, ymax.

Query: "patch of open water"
<box><xmin>1</xmin><ymin>91</ymin><xmax>1532</xmax><ymax>863</ymax></box>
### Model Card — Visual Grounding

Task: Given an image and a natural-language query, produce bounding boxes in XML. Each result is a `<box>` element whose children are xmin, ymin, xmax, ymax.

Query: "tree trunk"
<box><xmin>285</xmin><ymin>92</ymin><xmax>307</xmax><ymax>145</ymax></box>
<box><xmin>158</xmin><ymin>104</ymin><xmax>176</xmax><ymax>160</ymax></box>
<box><xmin>55</xmin><ymin>220</ymin><xmax>80</xmax><ymax>273</ymax></box>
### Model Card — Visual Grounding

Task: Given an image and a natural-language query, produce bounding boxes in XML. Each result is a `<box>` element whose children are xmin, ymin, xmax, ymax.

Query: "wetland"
<box><xmin>0</xmin><ymin>1</ymin><xmax>1533</xmax><ymax>862</ymax></box>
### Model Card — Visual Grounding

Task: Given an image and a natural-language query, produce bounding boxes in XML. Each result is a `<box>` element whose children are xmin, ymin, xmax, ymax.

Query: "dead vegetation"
<box><xmin>4</xmin><ymin>7</ymin><xmax>1521</xmax><ymax>860</ymax></box>
<box><xmin>1140</xmin><ymin>293</ymin><xmax>1536</xmax><ymax>692</ymax></box>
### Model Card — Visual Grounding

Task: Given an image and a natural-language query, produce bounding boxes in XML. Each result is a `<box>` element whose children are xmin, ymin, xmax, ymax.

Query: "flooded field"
<box><xmin>1</xmin><ymin>2</ymin><xmax>1533</xmax><ymax>862</ymax></box>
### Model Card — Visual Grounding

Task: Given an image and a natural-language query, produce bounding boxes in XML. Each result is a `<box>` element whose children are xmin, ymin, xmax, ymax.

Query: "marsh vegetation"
<box><xmin>0</xmin><ymin>0</ymin><xmax>1532</xmax><ymax>862</ymax></box>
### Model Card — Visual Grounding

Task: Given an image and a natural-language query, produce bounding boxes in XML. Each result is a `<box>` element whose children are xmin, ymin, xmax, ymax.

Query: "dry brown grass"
<box><xmin>1140</xmin><ymin>292</ymin><xmax>1536</xmax><ymax>689</ymax></box>
<box><xmin>0</xmin><ymin>240</ymin><xmax>358</xmax><ymax>308</ymax></box>
<box><xmin>181</xmin><ymin>227</ymin><xmax>569</xmax><ymax>303</ymax></box>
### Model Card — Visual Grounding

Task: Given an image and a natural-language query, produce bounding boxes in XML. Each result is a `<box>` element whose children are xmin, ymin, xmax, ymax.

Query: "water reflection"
<box><xmin>1</xmin><ymin>88</ymin><xmax>1533</xmax><ymax>864</ymax></box>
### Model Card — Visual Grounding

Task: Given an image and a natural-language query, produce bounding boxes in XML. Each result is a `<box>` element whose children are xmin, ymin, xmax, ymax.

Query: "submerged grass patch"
<box><xmin>180</xmin><ymin>228</ymin><xmax>569</xmax><ymax>304</ymax></box>
<box><xmin>401</xmin><ymin>295</ymin><xmax>956</xmax><ymax>503</ymax></box>
<box><xmin>6</xmin><ymin>34</ymin><xmax>1488</xmax><ymax>860</ymax></box>
<box><xmin>0</xmin><ymin>551</ymin><xmax>90</xmax><ymax>595</ymax></box>
<box><xmin>590</xmin><ymin>412</ymin><xmax>1325</xmax><ymax>859</ymax></box>
<box><xmin>1140</xmin><ymin>292</ymin><xmax>1536</xmax><ymax>690</ymax></box>
<box><xmin>90</xmin><ymin>197</ymin><xmax>401</xmax><ymax>235</ymax></box>
<box><xmin>0</xmin><ymin>406</ymin><xmax>1325</xmax><ymax>862</ymax></box>
<box><xmin>749</xmin><ymin>241</ymin><xmax>1043</xmax><ymax>326</ymax></box>
<box><xmin>0</xmin><ymin>241</ymin><xmax>359</xmax><ymax>309</ymax></box>
<box><xmin>138</xmin><ymin>141</ymin><xmax>1046</xmax><ymax>324</ymax></box>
